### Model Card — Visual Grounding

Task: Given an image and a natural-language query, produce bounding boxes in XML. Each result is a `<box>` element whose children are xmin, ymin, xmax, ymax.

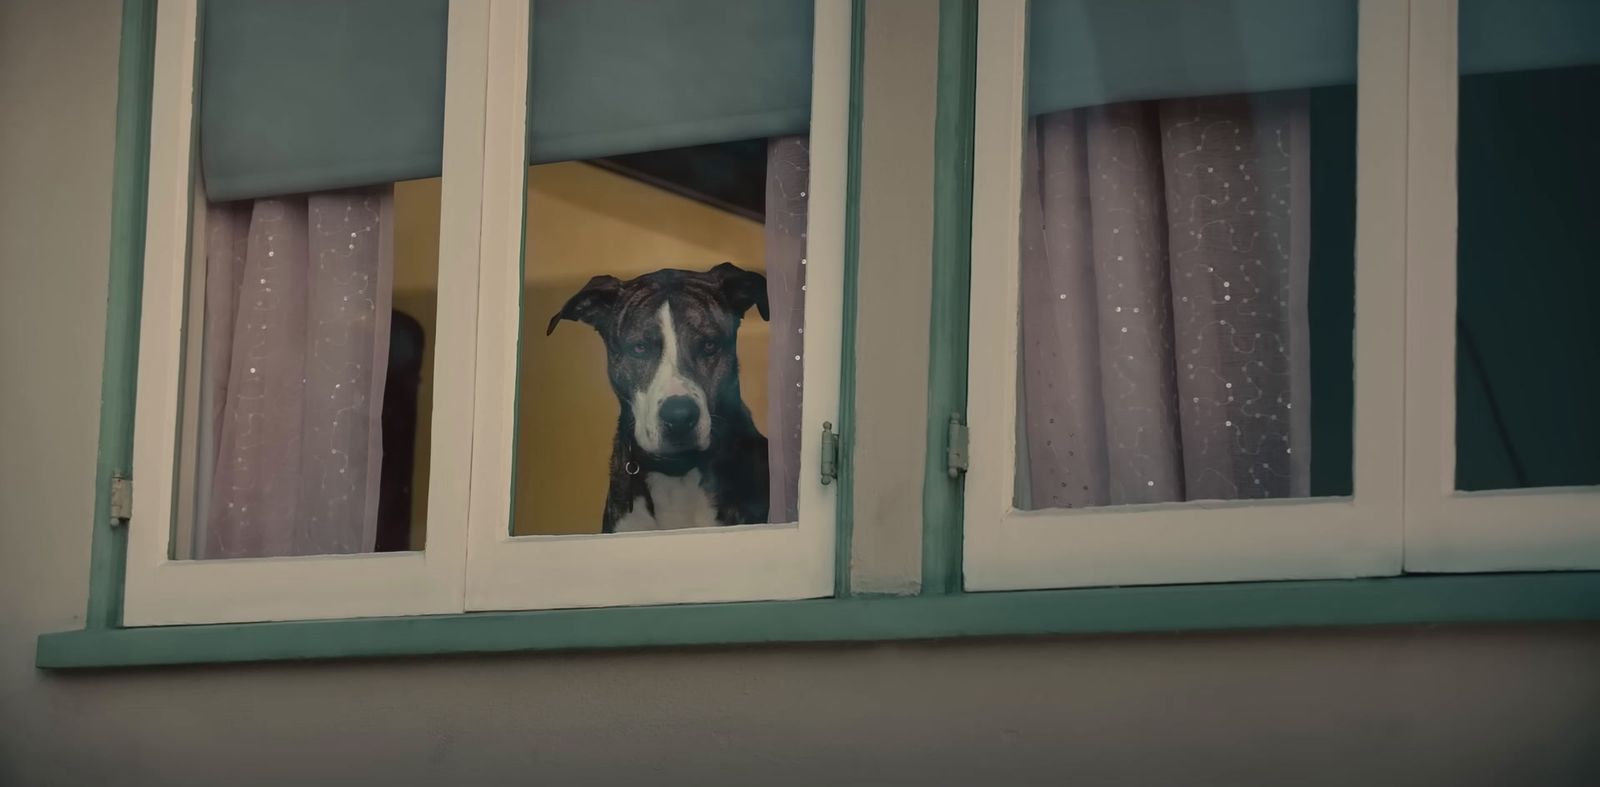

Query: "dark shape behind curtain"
<box><xmin>377</xmin><ymin>311</ymin><xmax>426</xmax><ymax>552</ymax></box>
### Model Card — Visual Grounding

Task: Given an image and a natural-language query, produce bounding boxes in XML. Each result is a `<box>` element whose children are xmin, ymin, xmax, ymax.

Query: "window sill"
<box><xmin>36</xmin><ymin>572</ymin><xmax>1600</xmax><ymax>670</ymax></box>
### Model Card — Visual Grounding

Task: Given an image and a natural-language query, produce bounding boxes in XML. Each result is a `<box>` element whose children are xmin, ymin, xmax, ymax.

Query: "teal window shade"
<box><xmin>1026</xmin><ymin>0</ymin><xmax>1357</xmax><ymax>116</ymax></box>
<box><xmin>1026</xmin><ymin>0</ymin><xmax>1600</xmax><ymax>117</ymax></box>
<box><xmin>1460</xmin><ymin>0</ymin><xmax>1600</xmax><ymax>76</ymax></box>
<box><xmin>526</xmin><ymin>0</ymin><xmax>812</xmax><ymax>166</ymax></box>
<box><xmin>199</xmin><ymin>0</ymin><xmax>449</xmax><ymax>202</ymax></box>
<box><xmin>199</xmin><ymin>0</ymin><xmax>812</xmax><ymax>202</ymax></box>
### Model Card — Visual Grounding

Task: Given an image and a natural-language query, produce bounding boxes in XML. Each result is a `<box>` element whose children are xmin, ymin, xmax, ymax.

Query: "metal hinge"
<box><xmin>109</xmin><ymin>472</ymin><xmax>132</xmax><ymax>525</ymax></box>
<box><xmin>946</xmin><ymin>413</ymin><xmax>969</xmax><ymax>478</ymax></box>
<box><xmin>820</xmin><ymin>421</ymin><xmax>839</xmax><ymax>485</ymax></box>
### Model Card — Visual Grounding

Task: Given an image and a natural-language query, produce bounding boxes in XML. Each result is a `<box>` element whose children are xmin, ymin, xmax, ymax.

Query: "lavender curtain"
<box><xmin>1017</xmin><ymin>93</ymin><xmax>1313</xmax><ymax>510</ymax></box>
<box><xmin>765</xmin><ymin>135</ymin><xmax>809</xmax><ymax>523</ymax></box>
<box><xmin>197</xmin><ymin>188</ymin><xmax>396</xmax><ymax>558</ymax></box>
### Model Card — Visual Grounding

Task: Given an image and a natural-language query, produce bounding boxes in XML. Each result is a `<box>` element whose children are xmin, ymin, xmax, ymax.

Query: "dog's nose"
<box><xmin>659</xmin><ymin>396</ymin><xmax>700</xmax><ymax>434</ymax></box>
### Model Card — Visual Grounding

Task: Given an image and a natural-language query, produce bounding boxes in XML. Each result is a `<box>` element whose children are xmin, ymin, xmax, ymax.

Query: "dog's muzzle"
<box><xmin>657</xmin><ymin>395</ymin><xmax>702</xmax><ymax>451</ymax></box>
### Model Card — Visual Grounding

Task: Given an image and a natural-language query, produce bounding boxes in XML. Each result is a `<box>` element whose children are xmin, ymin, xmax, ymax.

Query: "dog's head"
<box><xmin>547</xmin><ymin>262</ymin><xmax>769</xmax><ymax>456</ymax></box>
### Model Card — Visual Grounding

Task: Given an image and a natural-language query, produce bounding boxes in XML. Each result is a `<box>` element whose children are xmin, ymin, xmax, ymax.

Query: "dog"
<box><xmin>547</xmin><ymin>262</ymin><xmax>771</xmax><ymax>533</ymax></box>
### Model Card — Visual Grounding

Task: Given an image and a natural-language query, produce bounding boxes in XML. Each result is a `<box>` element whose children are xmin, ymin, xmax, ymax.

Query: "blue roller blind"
<box><xmin>526</xmin><ymin>0</ymin><xmax>812</xmax><ymax>166</ymax></box>
<box><xmin>1028</xmin><ymin>0</ymin><xmax>1600</xmax><ymax>116</ymax></box>
<box><xmin>200</xmin><ymin>0</ymin><xmax>813</xmax><ymax>202</ymax></box>
<box><xmin>1460</xmin><ymin>0</ymin><xmax>1600</xmax><ymax>76</ymax></box>
<box><xmin>200</xmin><ymin>0</ymin><xmax>450</xmax><ymax>201</ymax></box>
<box><xmin>1027</xmin><ymin>0</ymin><xmax>1358</xmax><ymax>116</ymax></box>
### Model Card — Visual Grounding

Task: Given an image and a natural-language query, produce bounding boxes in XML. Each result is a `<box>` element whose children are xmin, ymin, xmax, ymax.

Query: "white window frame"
<box><xmin>125</xmin><ymin>0</ymin><xmax>846</xmax><ymax>625</ymax></box>
<box><xmin>963</xmin><ymin>0</ymin><xmax>1409</xmax><ymax>592</ymax></box>
<box><xmin>124</xmin><ymin>0</ymin><xmax>489</xmax><ymax>626</ymax></box>
<box><xmin>1402</xmin><ymin>0</ymin><xmax>1600</xmax><ymax>572</ymax></box>
<box><xmin>461</xmin><ymin>0</ymin><xmax>847</xmax><ymax>611</ymax></box>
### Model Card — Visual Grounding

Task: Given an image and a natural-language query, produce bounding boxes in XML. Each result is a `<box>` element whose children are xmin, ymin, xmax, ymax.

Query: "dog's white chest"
<box><xmin>612</xmin><ymin>469</ymin><xmax>717</xmax><ymax>532</ymax></box>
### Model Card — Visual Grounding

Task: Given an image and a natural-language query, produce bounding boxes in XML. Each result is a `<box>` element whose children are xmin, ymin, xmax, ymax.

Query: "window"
<box><xmin>34</xmin><ymin>0</ymin><xmax>1600</xmax><ymax>671</ymax></box>
<box><xmin>966</xmin><ymin>0</ymin><xmax>1600</xmax><ymax>592</ymax></box>
<box><xmin>93</xmin><ymin>0</ymin><xmax>1600</xmax><ymax>640</ymax></box>
<box><xmin>963</xmin><ymin>0</ymin><xmax>1408</xmax><ymax>590</ymax></box>
<box><xmin>123</xmin><ymin>0</ymin><xmax>849</xmax><ymax>626</ymax></box>
<box><xmin>461</xmin><ymin>0</ymin><xmax>846</xmax><ymax>610</ymax></box>
<box><xmin>125</xmin><ymin>0</ymin><xmax>473</xmax><ymax>625</ymax></box>
<box><xmin>1403</xmin><ymin>0</ymin><xmax>1600</xmax><ymax>571</ymax></box>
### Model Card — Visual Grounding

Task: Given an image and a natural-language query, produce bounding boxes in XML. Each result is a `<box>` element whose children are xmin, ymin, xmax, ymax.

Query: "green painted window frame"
<box><xmin>35</xmin><ymin>0</ymin><xmax>1600</xmax><ymax>672</ymax></box>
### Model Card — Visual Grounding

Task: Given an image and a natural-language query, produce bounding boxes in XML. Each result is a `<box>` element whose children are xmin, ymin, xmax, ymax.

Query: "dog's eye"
<box><xmin>698</xmin><ymin>339</ymin><xmax>721</xmax><ymax>357</ymax></box>
<box><xmin>628</xmin><ymin>341</ymin><xmax>652</xmax><ymax>358</ymax></box>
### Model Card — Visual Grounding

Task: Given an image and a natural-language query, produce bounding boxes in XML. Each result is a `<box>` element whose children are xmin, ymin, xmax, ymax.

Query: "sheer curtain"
<box><xmin>1017</xmin><ymin>93</ymin><xmax>1312</xmax><ymax>510</ymax></box>
<box><xmin>197</xmin><ymin>188</ymin><xmax>396</xmax><ymax>558</ymax></box>
<box><xmin>766</xmin><ymin>135</ymin><xmax>809</xmax><ymax>524</ymax></box>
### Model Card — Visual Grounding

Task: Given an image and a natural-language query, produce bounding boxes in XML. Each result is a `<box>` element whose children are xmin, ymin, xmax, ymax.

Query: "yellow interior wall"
<box><xmin>392</xmin><ymin>179</ymin><xmax>441</xmax><ymax>549</ymax></box>
<box><xmin>393</xmin><ymin>162</ymin><xmax>767</xmax><ymax>543</ymax></box>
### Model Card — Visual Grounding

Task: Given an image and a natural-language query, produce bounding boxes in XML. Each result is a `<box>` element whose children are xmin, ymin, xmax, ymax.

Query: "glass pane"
<box><xmin>1014</xmin><ymin>0</ymin><xmax>1357</xmax><ymax>510</ymax></box>
<box><xmin>1455</xmin><ymin>0</ymin><xmax>1600</xmax><ymax>491</ymax></box>
<box><xmin>512</xmin><ymin>3</ymin><xmax>814</xmax><ymax>535</ymax></box>
<box><xmin>174</xmin><ymin>12</ymin><xmax>445</xmax><ymax>558</ymax></box>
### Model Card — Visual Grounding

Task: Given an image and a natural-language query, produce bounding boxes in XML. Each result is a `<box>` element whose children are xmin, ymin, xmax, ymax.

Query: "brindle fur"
<box><xmin>550</xmin><ymin>263</ymin><xmax>770</xmax><ymax>532</ymax></box>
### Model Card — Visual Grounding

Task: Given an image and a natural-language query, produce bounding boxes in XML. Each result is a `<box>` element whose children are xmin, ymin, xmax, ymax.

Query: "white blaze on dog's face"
<box><xmin>630</xmin><ymin>301</ymin><xmax>712</xmax><ymax>453</ymax></box>
<box><xmin>547</xmin><ymin>263</ymin><xmax>770</xmax><ymax>457</ymax></box>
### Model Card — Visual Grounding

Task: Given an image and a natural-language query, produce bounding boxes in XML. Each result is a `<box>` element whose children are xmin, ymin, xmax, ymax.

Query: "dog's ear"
<box><xmin>709</xmin><ymin>262</ymin><xmax>769</xmax><ymax>321</ymax></box>
<box><xmin>547</xmin><ymin>275</ymin><xmax>622</xmax><ymax>335</ymax></box>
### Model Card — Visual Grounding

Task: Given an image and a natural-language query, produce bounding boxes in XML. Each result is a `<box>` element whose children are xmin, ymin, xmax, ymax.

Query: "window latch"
<box><xmin>109</xmin><ymin>472</ymin><xmax>132</xmax><ymax>525</ymax></box>
<box><xmin>947</xmin><ymin>413</ymin><xmax>969</xmax><ymax>478</ymax></box>
<box><xmin>820</xmin><ymin>421</ymin><xmax>839</xmax><ymax>485</ymax></box>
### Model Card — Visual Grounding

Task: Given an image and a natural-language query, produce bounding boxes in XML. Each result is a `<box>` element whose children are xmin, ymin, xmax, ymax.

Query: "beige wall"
<box><xmin>849</xmin><ymin>0</ymin><xmax>940</xmax><ymax>594</ymax></box>
<box><xmin>4</xmin><ymin>2</ymin><xmax>1600</xmax><ymax>785</ymax></box>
